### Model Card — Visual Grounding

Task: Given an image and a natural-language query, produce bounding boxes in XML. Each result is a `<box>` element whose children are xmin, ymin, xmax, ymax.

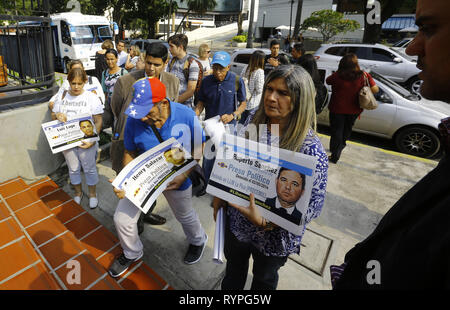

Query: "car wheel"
<box><xmin>408</xmin><ymin>76</ymin><xmax>423</xmax><ymax>95</ymax></box>
<box><xmin>394</xmin><ymin>126</ymin><xmax>440</xmax><ymax>158</ymax></box>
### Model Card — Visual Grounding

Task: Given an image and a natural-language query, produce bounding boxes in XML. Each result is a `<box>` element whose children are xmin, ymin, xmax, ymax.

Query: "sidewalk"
<box><xmin>72</xmin><ymin>134</ymin><xmax>437</xmax><ymax>290</ymax></box>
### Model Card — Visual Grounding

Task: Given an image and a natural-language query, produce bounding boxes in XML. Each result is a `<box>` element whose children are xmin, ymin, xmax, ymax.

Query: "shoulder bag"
<box><xmin>359</xmin><ymin>72</ymin><xmax>378</xmax><ymax>110</ymax></box>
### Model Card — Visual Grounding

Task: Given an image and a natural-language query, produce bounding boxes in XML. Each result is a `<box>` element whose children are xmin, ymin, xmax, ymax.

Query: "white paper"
<box><xmin>203</xmin><ymin>116</ymin><xmax>226</xmax><ymax>148</ymax></box>
<box><xmin>206</xmin><ymin>134</ymin><xmax>317</xmax><ymax>236</ymax></box>
<box><xmin>112</xmin><ymin>137</ymin><xmax>197</xmax><ymax>213</ymax></box>
<box><xmin>212</xmin><ymin>207</ymin><xmax>225</xmax><ymax>264</ymax></box>
<box><xmin>41</xmin><ymin>113</ymin><xmax>99</xmax><ymax>154</ymax></box>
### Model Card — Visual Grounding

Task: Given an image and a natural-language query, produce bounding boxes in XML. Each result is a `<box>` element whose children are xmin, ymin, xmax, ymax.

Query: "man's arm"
<box><xmin>177</xmin><ymin>80</ymin><xmax>197</xmax><ymax>103</ymax></box>
<box><xmin>220</xmin><ymin>100</ymin><xmax>246</xmax><ymax>124</ymax></box>
<box><xmin>195</xmin><ymin>100</ymin><xmax>205</xmax><ymax>116</ymax></box>
<box><xmin>123</xmin><ymin>149</ymin><xmax>137</xmax><ymax>167</ymax></box>
<box><xmin>110</xmin><ymin>77</ymin><xmax>125</xmax><ymax>119</ymax></box>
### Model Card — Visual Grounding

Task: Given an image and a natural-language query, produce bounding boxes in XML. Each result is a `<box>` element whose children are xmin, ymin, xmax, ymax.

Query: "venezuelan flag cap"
<box><xmin>125</xmin><ymin>78</ymin><xmax>167</xmax><ymax>119</ymax></box>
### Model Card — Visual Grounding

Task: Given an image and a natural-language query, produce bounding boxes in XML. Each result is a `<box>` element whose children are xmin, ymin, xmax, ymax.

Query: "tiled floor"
<box><xmin>0</xmin><ymin>176</ymin><xmax>172</xmax><ymax>290</ymax></box>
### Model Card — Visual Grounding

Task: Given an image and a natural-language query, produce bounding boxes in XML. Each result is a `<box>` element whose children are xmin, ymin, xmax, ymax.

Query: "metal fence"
<box><xmin>0</xmin><ymin>0</ymin><xmax>57</xmax><ymax>107</ymax></box>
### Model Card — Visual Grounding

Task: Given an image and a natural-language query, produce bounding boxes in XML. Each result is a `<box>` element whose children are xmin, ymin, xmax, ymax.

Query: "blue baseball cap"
<box><xmin>211</xmin><ymin>51</ymin><xmax>231</xmax><ymax>67</ymax></box>
<box><xmin>125</xmin><ymin>78</ymin><xmax>167</xmax><ymax>119</ymax></box>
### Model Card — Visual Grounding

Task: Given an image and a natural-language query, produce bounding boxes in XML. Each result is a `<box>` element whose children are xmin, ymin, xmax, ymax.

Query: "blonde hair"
<box><xmin>250</xmin><ymin>65</ymin><xmax>317</xmax><ymax>151</ymax></box>
<box><xmin>101</xmin><ymin>39</ymin><xmax>114</xmax><ymax>50</ymax></box>
<box><xmin>198</xmin><ymin>43</ymin><xmax>210</xmax><ymax>59</ymax></box>
<box><xmin>130</xmin><ymin>45</ymin><xmax>141</xmax><ymax>57</ymax></box>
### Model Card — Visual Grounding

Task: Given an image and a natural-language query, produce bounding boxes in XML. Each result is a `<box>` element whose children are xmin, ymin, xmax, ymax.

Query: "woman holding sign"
<box><xmin>52</xmin><ymin>68</ymin><xmax>104</xmax><ymax>209</ymax></box>
<box><xmin>213</xmin><ymin>65</ymin><xmax>329</xmax><ymax>290</ymax></box>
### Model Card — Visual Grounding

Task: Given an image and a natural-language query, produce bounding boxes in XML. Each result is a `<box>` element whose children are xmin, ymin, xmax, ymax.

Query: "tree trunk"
<box><xmin>292</xmin><ymin>0</ymin><xmax>303</xmax><ymax>40</ymax></box>
<box><xmin>175</xmin><ymin>9</ymin><xmax>191</xmax><ymax>34</ymax></box>
<box><xmin>246</xmin><ymin>0</ymin><xmax>255</xmax><ymax>48</ymax></box>
<box><xmin>237</xmin><ymin>12</ymin><xmax>243</xmax><ymax>35</ymax></box>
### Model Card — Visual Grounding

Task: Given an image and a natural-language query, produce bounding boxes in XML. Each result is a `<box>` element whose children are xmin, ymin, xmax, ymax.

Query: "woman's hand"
<box><xmin>56</xmin><ymin>113</ymin><xmax>67</xmax><ymax>123</ymax></box>
<box><xmin>79</xmin><ymin>141</ymin><xmax>95</xmax><ymax>149</ymax></box>
<box><xmin>213</xmin><ymin>197</ymin><xmax>227</xmax><ymax>222</ymax></box>
<box><xmin>228</xmin><ymin>193</ymin><xmax>265</xmax><ymax>227</ymax></box>
<box><xmin>109</xmin><ymin>178</ymin><xmax>126</xmax><ymax>200</ymax></box>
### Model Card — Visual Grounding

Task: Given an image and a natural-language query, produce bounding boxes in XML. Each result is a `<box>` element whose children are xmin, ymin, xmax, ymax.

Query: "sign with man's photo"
<box><xmin>112</xmin><ymin>137</ymin><xmax>197</xmax><ymax>214</ymax></box>
<box><xmin>42</xmin><ymin>113</ymin><xmax>99</xmax><ymax>154</ymax></box>
<box><xmin>206</xmin><ymin>134</ymin><xmax>317</xmax><ymax>235</ymax></box>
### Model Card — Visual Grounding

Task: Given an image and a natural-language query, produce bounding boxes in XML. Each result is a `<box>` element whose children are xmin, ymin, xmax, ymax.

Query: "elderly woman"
<box><xmin>125</xmin><ymin>45</ymin><xmax>141</xmax><ymax>71</ymax></box>
<box><xmin>198</xmin><ymin>43</ymin><xmax>212</xmax><ymax>76</ymax></box>
<box><xmin>213</xmin><ymin>65</ymin><xmax>329</xmax><ymax>290</ymax></box>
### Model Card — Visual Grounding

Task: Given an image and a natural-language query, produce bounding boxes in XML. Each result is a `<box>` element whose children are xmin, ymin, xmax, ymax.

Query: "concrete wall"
<box><xmin>0</xmin><ymin>102</ymin><xmax>64</xmax><ymax>183</ymax></box>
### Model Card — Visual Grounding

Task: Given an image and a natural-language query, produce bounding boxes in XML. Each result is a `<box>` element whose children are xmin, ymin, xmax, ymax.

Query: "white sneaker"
<box><xmin>74</xmin><ymin>193</ymin><xmax>83</xmax><ymax>205</ymax></box>
<box><xmin>89</xmin><ymin>197</ymin><xmax>98</xmax><ymax>209</ymax></box>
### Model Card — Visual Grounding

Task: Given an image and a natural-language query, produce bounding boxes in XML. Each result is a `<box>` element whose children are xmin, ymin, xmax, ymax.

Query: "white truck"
<box><xmin>50</xmin><ymin>12</ymin><xmax>118</xmax><ymax>73</ymax></box>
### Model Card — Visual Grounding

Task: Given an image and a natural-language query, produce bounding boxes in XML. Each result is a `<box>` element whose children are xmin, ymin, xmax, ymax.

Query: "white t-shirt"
<box><xmin>51</xmin><ymin>76</ymin><xmax>105</xmax><ymax>107</ymax></box>
<box><xmin>52</xmin><ymin>91</ymin><xmax>104</xmax><ymax>119</ymax></box>
<box><xmin>118</xmin><ymin>51</ymin><xmax>129</xmax><ymax>67</ymax></box>
<box><xmin>198</xmin><ymin>58</ymin><xmax>211</xmax><ymax>72</ymax></box>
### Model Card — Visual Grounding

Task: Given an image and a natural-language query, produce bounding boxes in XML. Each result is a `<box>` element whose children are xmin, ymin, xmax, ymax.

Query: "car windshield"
<box><xmin>389</xmin><ymin>47</ymin><xmax>416</xmax><ymax>62</ymax></box>
<box><xmin>370</xmin><ymin>71</ymin><xmax>420</xmax><ymax>101</ymax></box>
<box><xmin>72</xmin><ymin>25</ymin><xmax>113</xmax><ymax>45</ymax></box>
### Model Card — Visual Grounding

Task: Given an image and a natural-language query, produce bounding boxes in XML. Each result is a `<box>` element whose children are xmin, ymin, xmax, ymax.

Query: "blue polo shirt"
<box><xmin>197</xmin><ymin>71</ymin><xmax>246</xmax><ymax>122</ymax></box>
<box><xmin>124</xmin><ymin>100</ymin><xmax>206</xmax><ymax>191</ymax></box>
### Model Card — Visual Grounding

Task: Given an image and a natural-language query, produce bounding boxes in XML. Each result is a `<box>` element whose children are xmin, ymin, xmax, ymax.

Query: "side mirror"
<box><xmin>379</xmin><ymin>93</ymin><xmax>393</xmax><ymax>103</ymax></box>
<box><xmin>393</xmin><ymin>57</ymin><xmax>403</xmax><ymax>63</ymax></box>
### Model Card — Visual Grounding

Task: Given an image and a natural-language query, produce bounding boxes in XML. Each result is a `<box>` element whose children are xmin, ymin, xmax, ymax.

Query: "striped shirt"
<box><xmin>240</xmin><ymin>66</ymin><xmax>264</xmax><ymax>111</ymax></box>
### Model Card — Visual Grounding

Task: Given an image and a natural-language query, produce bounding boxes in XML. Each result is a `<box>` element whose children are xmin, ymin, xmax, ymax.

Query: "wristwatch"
<box><xmin>233</xmin><ymin>112</ymin><xmax>239</xmax><ymax>121</ymax></box>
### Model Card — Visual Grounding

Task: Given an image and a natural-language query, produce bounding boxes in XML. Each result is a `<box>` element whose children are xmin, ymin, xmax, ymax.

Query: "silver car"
<box><xmin>317</xmin><ymin>64</ymin><xmax>449</xmax><ymax>158</ymax></box>
<box><xmin>229</xmin><ymin>48</ymin><xmax>290</xmax><ymax>75</ymax></box>
<box><xmin>314</xmin><ymin>43</ymin><xmax>422</xmax><ymax>94</ymax></box>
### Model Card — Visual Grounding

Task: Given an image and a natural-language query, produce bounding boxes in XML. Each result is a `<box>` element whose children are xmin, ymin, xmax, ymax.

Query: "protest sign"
<box><xmin>206</xmin><ymin>134</ymin><xmax>317</xmax><ymax>235</ymax></box>
<box><xmin>112</xmin><ymin>137</ymin><xmax>197</xmax><ymax>214</ymax></box>
<box><xmin>42</xmin><ymin>113</ymin><xmax>99</xmax><ymax>154</ymax></box>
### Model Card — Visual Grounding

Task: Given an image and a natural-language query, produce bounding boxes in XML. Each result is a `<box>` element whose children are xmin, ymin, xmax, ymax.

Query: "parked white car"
<box><xmin>314</xmin><ymin>43</ymin><xmax>422</xmax><ymax>94</ymax></box>
<box><xmin>317</xmin><ymin>64</ymin><xmax>449</xmax><ymax>158</ymax></box>
<box><xmin>229</xmin><ymin>48</ymin><xmax>291</xmax><ymax>75</ymax></box>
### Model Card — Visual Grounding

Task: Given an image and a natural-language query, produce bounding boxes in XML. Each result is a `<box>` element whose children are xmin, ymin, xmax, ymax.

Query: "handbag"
<box><xmin>359</xmin><ymin>72</ymin><xmax>378</xmax><ymax>110</ymax></box>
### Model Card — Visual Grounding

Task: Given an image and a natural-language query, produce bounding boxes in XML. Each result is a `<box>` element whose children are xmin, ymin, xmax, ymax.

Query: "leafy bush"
<box><xmin>232</xmin><ymin>35</ymin><xmax>247</xmax><ymax>43</ymax></box>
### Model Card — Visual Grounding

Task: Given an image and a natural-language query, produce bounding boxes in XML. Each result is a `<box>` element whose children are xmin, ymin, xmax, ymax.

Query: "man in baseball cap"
<box><xmin>109</xmin><ymin>77</ymin><xmax>208</xmax><ymax>278</ymax></box>
<box><xmin>194</xmin><ymin>50</ymin><xmax>247</xmax><ymax>184</ymax></box>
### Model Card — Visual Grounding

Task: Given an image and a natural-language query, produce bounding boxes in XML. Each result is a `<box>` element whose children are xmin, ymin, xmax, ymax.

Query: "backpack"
<box><xmin>169</xmin><ymin>56</ymin><xmax>204</xmax><ymax>103</ymax></box>
<box><xmin>314</xmin><ymin>81</ymin><xmax>329</xmax><ymax>115</ymax></box>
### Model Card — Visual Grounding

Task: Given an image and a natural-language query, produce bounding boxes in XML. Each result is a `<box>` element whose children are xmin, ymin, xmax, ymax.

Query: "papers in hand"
<box><xmin>212</xmin><ymin>208</ymin><xmax>225</xmax><ymax>264</ymax></box>
<box><xmin>42</xmin><ymin>113</ymin><xmax>99</xmax><ymax>154</ymax></box>
<box><xmin>112</xmin><ymin>138</ymin><xmax>197</xmax><ymax>214</ymax></box>
<box><xmin>203</xmin><ymin>116</ymin><xmax>226</xmax><ymax>148</ymax></box>
<box><xmin>206</xmin><ymin>134</ymin><xmax>317</xmax><ymax>236</ymax></box>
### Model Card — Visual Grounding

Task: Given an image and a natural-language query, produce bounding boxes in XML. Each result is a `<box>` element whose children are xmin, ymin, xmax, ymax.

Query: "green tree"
<box><xmin>175</xmin><ymin>0</ymin><xmax>217</xmax><ymax>34</ymax></box>
<box><xmin>301</xmin><ymin>9</ymin><xmax>360</xmax><ymax>43</ymax></box>
<box><xmin>363</xmin><ymin>0</ymin><xmax>417</xmax><ymax>43</ymax></box>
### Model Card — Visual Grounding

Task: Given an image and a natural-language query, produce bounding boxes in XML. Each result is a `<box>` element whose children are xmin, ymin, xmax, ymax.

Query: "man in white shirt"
<box><xmin>117</xmin><ymin>41</ymin><xmax>128</xmax><ymax>68</ymax></box>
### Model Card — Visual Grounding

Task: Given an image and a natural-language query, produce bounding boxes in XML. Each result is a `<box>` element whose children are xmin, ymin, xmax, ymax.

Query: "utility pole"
<box><xmin>246</xmin><ymin>0</ymin><xmax>256</xmax><ymax>48</ymax></box>
<box><xmin>289</xmin><ymin>0</ymin><xmax>294</xmax><ymax>38</ymax></box>
<box><xmin>261</xmin><ymin>11</ymin><xmax>266</xmax><ymax>48</ymax></box>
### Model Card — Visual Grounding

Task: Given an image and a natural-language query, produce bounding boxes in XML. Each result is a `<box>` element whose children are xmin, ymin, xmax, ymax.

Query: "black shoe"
<box><xmin>184</xmin><ymin>234</ymin><xmax>208</xmax><ymax>265</ymax></box>
<box><xmin>143</xmin><ymin>213</ymin><xmax>166</xmax><ymax>225</ymax></box>
<box><xmin>108</xmin><ymin>252</ymin><xmax>143</xmax><ymax>278</ymax></box>
<box><xmin>195</xmin><ymin>187</ymin><xmax>206</xmax><ymax>197</ymax></box>
<box><xmin>328</xmin><ymin>155</ymin><xmax>338</xmax><ymax>164</ymax></box>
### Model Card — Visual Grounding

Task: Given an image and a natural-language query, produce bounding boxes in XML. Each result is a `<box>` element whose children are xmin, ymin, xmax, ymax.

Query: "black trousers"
<box><xmin>221</xmin><ymin>217</ymin><xmax>288</xmax><ymax>290</ymax></box>
<box><xmin>329</xmin><ymin>112</ymin><xmax>359</xmax><ymax>163</ymax></box>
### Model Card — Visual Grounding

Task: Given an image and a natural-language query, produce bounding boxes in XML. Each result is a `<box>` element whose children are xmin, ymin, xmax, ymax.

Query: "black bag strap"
<box><xmin>149</xmin><ymin>123</ymin><xmax>164</xmax><ymax>143</ymax></box>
